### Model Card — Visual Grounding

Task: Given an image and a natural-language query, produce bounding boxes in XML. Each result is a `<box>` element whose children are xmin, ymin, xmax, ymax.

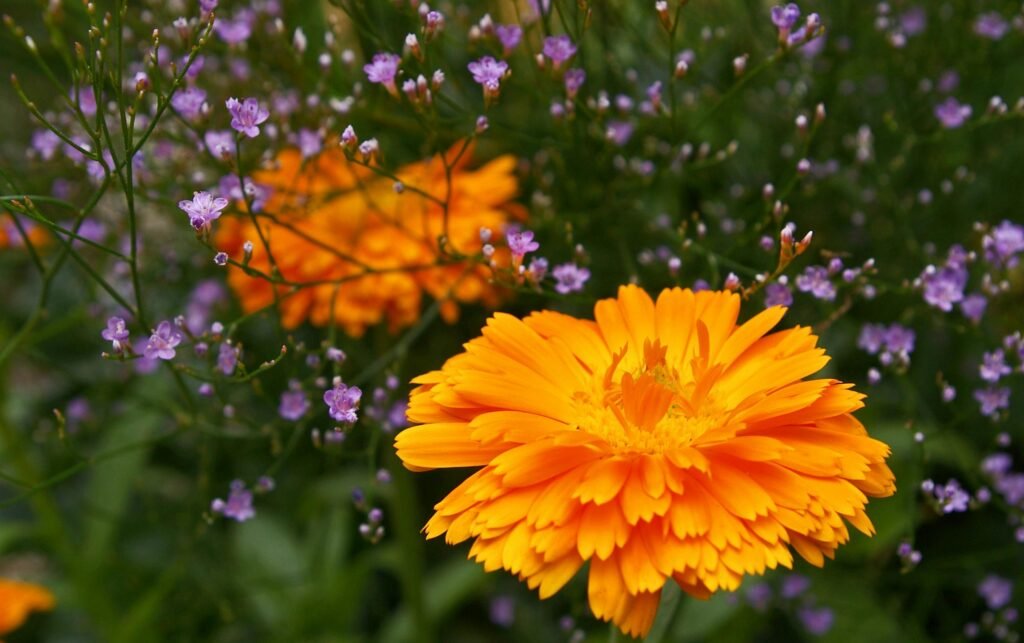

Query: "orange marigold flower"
<box><xmin>395</xmin><ymin>285</ymin><xmax>896</xmax><ymax>637</ymax></box>
<box><xmin>215</xmin><ymin>143</ymin><xmax>524</xmax><ymax>336</ymax></box>
<box><xmin>0</xmin><ymin>578</ymin><xmax>55</xmax><ymax>635</ymax></box>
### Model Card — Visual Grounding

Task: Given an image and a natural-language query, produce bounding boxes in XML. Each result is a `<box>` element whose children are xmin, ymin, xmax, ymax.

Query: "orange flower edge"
<box><xmin>395</xmin><ymin>285</ymin><xmax>896</xmax><ymax>637</ymax></box>
<box><xmin>0</xmin><ymin>578</ymin><xmax>55</xmax><ymax>635</ymax></box>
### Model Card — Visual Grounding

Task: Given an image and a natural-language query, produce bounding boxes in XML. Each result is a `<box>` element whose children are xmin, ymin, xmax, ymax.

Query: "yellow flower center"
<box><xmin>571</xmin><ymin>340</ymin><xmax>724</xmax><ymax>454</ymax></box>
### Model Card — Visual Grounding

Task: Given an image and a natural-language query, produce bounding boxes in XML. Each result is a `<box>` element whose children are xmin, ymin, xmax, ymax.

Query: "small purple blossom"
<box><xmin>980</xmin><ymin>350</ymin><xmax>1012</xmax><ymax>383</ymax></box>
<box><xmin>858</xmin><ymin>323</ymin><xmax>887</xmax><ymax>354</ymax></box>
<box><xmin>932</xmin><ymin>479</ymin><xmax>970</xmax><ymax>513</ymax></box>
<box><xmin>211</xmin><ymin>480</ymin><xmax>255</xmax><ymax>522</ymax></box>
<box><xmin>171</xmin><ymin>87</ymin><xmax>207</xmax><ymax>121</ymax></box>
<box><xmin>467</xmin><ymin>56</ymin><xmax>508</xmax><ymax>90</ymax></box>
<box><xmin>770</xmin><ymin>3</ymin><xmax>801</xmax><ymax>31</ymax></box>
<box><xmin>217</xmin><ymin>342</ymin><xmax>239</xmax><ymax>375</ymax></box>
<box><xmin>178</xmin><ymin>191</ymin><xmax>228</xmax><ymax>231</ymax></box>
<box><xmin>144</xmin><ymin>321</ymin><xmax>183</xmax><ymax>361</ymax></box>
<box><xmin>72</xmin><ymin>86</ymin><xmax>97</xmax><ymax>117</ymax></box>
<box><xmin>960</xmin><ymin>294</ymin><xmax>987</xmax><ymax>323</ymax></box>
<box><xmin>934</xmin><ymin>97</ymin><xmax>972</xmax><ymax>129</ymax></box>
<box><xmin>204</xmin><ymin>130</ymin><xmax>234</xmax><ymax>158</ymax></box>
<box><xmin>297</xmin><ymin>128</ymin><xmax>322</xmax><ymax>159</ymax></box>
<box><xmin>745</xmin><ymin>583</ymin><xmax>772</xmax><ymax>612</ymax></box>
<box><xmin>495</xmin><ymin>24</ymin><xmax>523</xmax><ymax>54</ymax></box>
<box><xmin>606</xmin><ymin>121</ymin><xmax>634</xmax><ymax>146</ymax></box>
<box><xmin>101</xmin><ymin>316</ymin><xmax>131</xmax><ymax>353</ymax></box>
<box><xmin>920</xmin><ymin>263</ymin><xmax>967</xmax><ymax>311</ymax></box>
<box><xmin>781</xmin><ymin>574</ymin><xmax>811</xmax><ymax>599</ymax></box>
<box><xmin>506</xmin><ymin>229</ymin><xmax>539</xmax><ymax>261</ymax></box>
<box><xmin>974</xmin><ymin>12</ymin><xmax>1009</xmax><ymax>40</ymax></box>
<box><xmin>978</xmin><ymin>575</ymin><xmax>1013</xmax><ymax>610</ymax></box>
<box><xmin>214</xmin><ymin>252</ymin><xmax>229</xmax><ymax>266</ymax></box>
<box><xmin>899</xmin><ymin>7</ymin><xmax>927</xmax><ymax>36</ymax></box>
<box><xmin>764</xmin><ymin>282</ymin><xmax>793</xmax><ymax>307</ymax></box>
<box><xmin>975</xmin><ymin>386</ymin><xmax>1010</xmax><ymax>418</ymax></box>
<box><xmin>324</xmin><ymin>380</ymin><xmax>362</xmax><ymax>424</ymax></box>
<box><xmin>31</xmin><ymin>129</ymin><xmax>61</xmax><ymax>161</ymax></box>
<box><xmin>564</xmin><ymin>68</ymin><xmax>586</xmax><ymax>97</ymax></box>
<box><xmin>795</xmin><ymin>265</ymin><xmax>836</xmax><ymax>301</ymax></box>
<box><xmin>884</xmin><ymin>324</ymin><xmax>916</xmax><ymax>356</ymax></box>
<box><xmin>542</xmin><ymin>35</ymin><xmax>577</xmax><ymax>65</ymax></box>
<box><xmin>363</xmin><ymin>53</ymin><xmax>401</xmax><ymax>93</ymax></box>
<box><xmin>279</xmin><ymin>382</ymin><xmax>310</xmax><ymax>421</ymax></box>
<box><xmin>982</xmin><ymin>220</ymin><xmax>1024</xmax><ymax>268</ymax></box>
<box><xmin>226</xmin><ymin>97</ymin><xmax>269</xmax><ymax>138</ymax></box>
<box><xmin>798</xmin><ymin>606</ymin><xmax>834</xmax><ymax>636</ymax></box>
<box><xmin>214</xmin><ymin>10</ymin><xmax>254</xmax><ymax>44</ymax></box>
<box><xmin>552</xmin><ymin>263</ymin><xmax>590</xmax><ymax>294</ymax></box>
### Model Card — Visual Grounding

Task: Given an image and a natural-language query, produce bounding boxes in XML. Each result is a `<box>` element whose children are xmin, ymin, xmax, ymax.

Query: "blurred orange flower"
<box><xmin>0</xmin><ymin>578</ymin><xmax>54</xmax><ymax>635</ymax></box>
<box><xmin>396</xmin><ymin>285</ymin><xmax>896</xmax><ymax>637</ymax></box>
<box><xmin>0</xmin><ymin>217</ymin><xmax>47</xmax><ymax>249</ymax></box>
<box><xmin>216</xmin><ymin>142</ymin><xmax>524</xmax><ymax>336</ymax></box>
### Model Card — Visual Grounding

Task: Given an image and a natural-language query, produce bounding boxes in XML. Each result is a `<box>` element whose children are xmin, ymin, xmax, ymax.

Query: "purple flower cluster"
<box><xmin>919</xmin><ymin>246</ymin><xmax>969</xmax><ymax>312</ymax></box>
<box><xmin>858</xmin><ymin>323</ymin><xmax>916</xmax><ymax>367</ymax></box>
<box><xmin>279</xmin><ymin>380</ymin><xmax>310</xmax><ymax>421</ymax></box>
<box><xmin>795</xmin><ymin>265</ymin><xmax>836</xmax><ymax>301</ymax></box>
<box><xmin>982</xmin><ymin>454</ymin><xmax>1024</xmax><ymax>511</ymax></box>
<box><xmin>364</xmin><ymin>53</ymin><xmax>401</xmax><ymax>94</ymax></box>
<box><xmin>982</xmin><ymin>220</ymin><xmax>1024</xmax><ymax>268</ymax></box>
<box><xmin>934</xmin><ymin>97</ymin><xmax>972</xmax><ymax>129</ymax></box>
<box><xmin>211</xmin><ymin>479</ymin><xmax>255</xmax><ymax>522</ymax></box>
<box><xmin>978</xmin><ymin>575</ymin><xmax>1014</xmax><ymax>610</ymax></box>
<box><xmin>923</xmin><ymin>478</ymin><xmax>970</xmax><ymax>514</ymax></box>
<box><xmin>506</xmin><ymin>229</ymin><xmax>539</xmax><ymax>262</ymax></box>
<box><xmin>552</xmin><ymin>263</ymin><xmax>590</xmax><ymax>294</ymax></box>
<box><xmin>324</xmin><ymin>379</ymin><xmax>362</xmax><ymax>424</ymax></box>
<box><xmin>144</xmin><ymin>321</ymin><xmax>183</xmax><ymax>361</ymax></box>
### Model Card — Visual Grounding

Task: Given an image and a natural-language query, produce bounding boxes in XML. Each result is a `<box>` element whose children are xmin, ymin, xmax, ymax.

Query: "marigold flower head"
<box><xmin>396</xmin><ymin>285</ymin><xmax>895</xmax><ymax>637</ymax></box>
<box><xmin>216</xmin><ymin>142</ymin><xmax>525</xmax><ymax>336</ymax></box>
<box><xmin>0</xmin><ymin>578</ymin><xmax>55</xmax><ymax>635</ymax></box>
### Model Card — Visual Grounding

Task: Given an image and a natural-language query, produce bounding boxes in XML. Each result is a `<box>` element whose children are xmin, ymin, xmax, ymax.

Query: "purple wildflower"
<box><xmin>214</xmin><ymin>252</ymin><xmax>229</xmax><ymax>266</ymax></box>
<box><xmin>214</xmin><ymin>10</ymin><xmax>254</xmax><ymax>44</ymax></box>
<box><xmin>980</xmin><ymin>350</ymin><xmax>1012</xmax><ymax>383</ymax></box>
<box><xmin>981</xmin><ymin>453</ymin><xmax>1013</xmax><ymax>478</ymax></box>
<box><xmin>217</xmin><ymin>342</ymin><xmax>239</xmax><ymax>375</ymax></box>
<box><xmin>226</xmin><ymin>97</ymin><xmax>269</xmax><ymax>138</ymax></box>
<box><xmin>101</xmin><ymin>316</ymin><xmax>131</xmax><ymax>353</ymax></box>
<box><xmin>297</xmin><ymin>128</ymin><xmax>322</xmax><ymax>159</ymax></box>
<box><xmin>490</xmin><ymin>596</ymin><xmax>516</xmax><ymax>628</ymax></box>
<box><xmin>900</xmin><ymin>7</ymin><xmax>927</xmax><ymax>36</ymax></box>
<box><xmin>171</xmin><ymin>87</ymin><xmax>207</xmax><ymax>121</ymax></box>
<box><xmin>363</xmin><ymin>53</ymin><xmax>401</xmax><ymax>95</ymax></box>
<box><xmin>279</xmin><ymin>383</ymin><xmax>310</xmax><ymax>421</ymax></box>
<box><xmin>178</xmin><ymin>191</ymin><xmax>228</xmax><ymax>231</ymax></box>
<box><xmin>974</xmin><ymin>12</ymin><xmax>1009</xmax><ymax>40</ymax></box>
<box><xmin>218</xmin><ymin>175</ymin><xmax>270</xmax><ymax>212</ymax></box>
<box><xmin>552</xmin><ymin>263</ymin><xmax>590</xmax><ymax>294</ymax></box>
<box><xmin>934</xmin><ymin>97</ymin><xmax>972</xmax><ymax>129</ymax></box>
<box><xmin>468</xmin><ymin>56</ymin><xmax>508</xmax><ymax>92</ymax></box>
<box><xmin>211</xmin><ymin>480</ymin><xmax>255</xmax><ymax>522</ymax></box>
<box><xmin>324</xmin><ymin>380</ymin><xmax>362</xmax><ymax>424</ymax></box>
<box><xmin>542</xmin><ymin>35</ymin><xmax>577</xmax><ymax>65</ymax></box>
<box><xmin>72</xmin><ymin>86</ymin><xmax>97</xmax><ymax>117</ymax></box>
<box><xmin>144</xmin><ymin>321</ymin><xmax>183</xmax><ymax>361</ymax></box>
<box><xmin>960</xmin><ymin>294</ymin><xmax>987</xmax><ymax>323</ymax></box>
<box><xmin>495</xmin><ymin>24</ymin><xmax>523</xmax><ymax>55</ymax></box>
<box><xmin>770</xmin><ymin>3</ymin><xmax>801</xmax><ymax>32</ymax></box>
<box><xmin>920</xmin><ymin>263</ymin><xmax>966</xmax><ymax>311</ymax></box>
<box><xmin>982</xmin><ymin>220</ymin><xmax>1024</xmax><ymax>268</ymax></box>
<box><xmin>781</xmin><ymin>574</ymin><xmax>811</xmax><ymax>599</ymax></box>
<box><xmin>506</xmin><ymin>229</ymin><xmax>539</xmax><ymax>261</ymax></box>
<box><xmin>204</xmin><ymin>130</ymin><xmax>234</xmax><ymax>158</ymax></box>
<box><xmin>885</xmin><ymin>324</ymin><xmax>916</xmax><ymax>355</ymax></box>
<box><xmin>978</xmin><ymin>576</ymin><xmax>1013</xmax><ymax>610</ymax></box>
<box><xmin>858</xmin><ymin>323</ymin><xmax>887</xmax><ymax>354</ymax></box>
<box><xmin>975</xmin><ymin>386</ymin><xmax>1010</xmax><ymax>418</ymax></box>
<box><xmin>764</xmin><ymin>282</ymin><xmax>793</xmax><ymax>307</ymax></box>
<box><xmin>795</xmin><ymin>265</ymin><xmax>836</xmax><ymax>300</ymax></box>
<box><xmin>31</xmin><ymin>129</ymin><xmax>62</xmax><ymax>161</ymax></box>
<box><xmin>745</xmin><ymin>583</ymin><xmax>772</xmax><ymax>612</ymax></box>
<box><xmin>606</xmin><ymin>121</ymin><xmax>634</xmax><ymax>146</ymax></box>
<box><xmin>798</xmin><ymin>606</ymin><xmax>834</xmax><ymax>636</ymax></box>
<box><xmin>932</xmin><ymin>479</ymin><xmax>970</xmax><ymax>513</ymax></box>
<box><xmin>564</xmin><ymin>68</ymin><xmax>586</xmax><ymax>97</ymax></box>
